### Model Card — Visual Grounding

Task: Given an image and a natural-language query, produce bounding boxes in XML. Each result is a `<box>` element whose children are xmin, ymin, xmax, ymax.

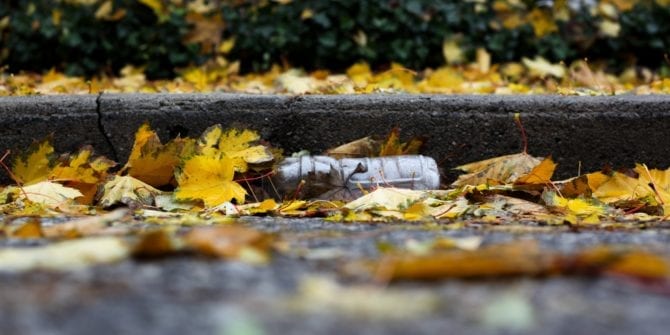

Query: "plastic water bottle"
<box><xmin>273</xmin><ymin>155</ymin><xmax>440</xmax><ymax>199</ymax></box>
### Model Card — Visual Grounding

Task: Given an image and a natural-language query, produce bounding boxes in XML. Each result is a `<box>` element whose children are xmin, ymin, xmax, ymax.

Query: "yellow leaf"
<box><xmin>545</xmin><ymin>191</ymin><xmax>605</xmax><ymax>224</ymax></box>
<box><xmin>515</xmin><ymin>157</ymin><xmax>556</xmax><ymax>184</ymax></box>
<box><xmin>344</xmin><ymin>188</ymin><xmax>426</xmax><ymax>211</ymax></box>
<box><xmin>0</xmin><ymin>237</ymin><xmax>129</xmax><ymax>272</ymax></box>
<box><xmin>378</xmin><ymin>128</ymin><xmax>424</xmax><ymax>156</ymax></box>
<box><xmin>417</xmin><ymin>67</ymin><xmax>464</xmax><ymax>93</ymax></box>
<box><xmin>599</xmin><ymin>20</ymin><xmax>621</xmax><ymax>37</ymax></box>
<box><xmin>327</xmin><ymin>136</ymin><xmax>379</xmax><ymax>159</ymax></box>
<box><xmin>403</xmin><ymin>202</ymin><xmax>431</xmax><ymax>221</ymax></box>
<box><xmin>528</xmin><ymin>8</ymin><xmax>557</xmax><ymax>37</ymax></box>
<box><xmin>175</xmin><ymin>155</ymin><xmax>247</xmax><ymax>207</ymax></box>
<box><xmin>122</xmin><ymin>123</ymin><xmax>194</xmax><ymax>187</ymax></box>
<box><xmin>452</xmin><ymin>153</ymin><xmax>542</xmax><ymax>187</ymax></box>
<box><xmin>591</xmin><ymin>164</ymin><xmax>670</xmax><ymax>206</ymax></box>
<box><xmin>197</xmin><ymin>125</ymin><xmax>273</xmax><ymax>173</ymax></box>
<box><xmin>442</xmin><ymin>38</ymin><xmax>464</xmax><ymax>65</ymax></box>
<box><xmin>237</xmin><ymin>199</ymin><xmax>279</xmax><ymax>215</ymax></box>
<box><xmin>11</xmin><ymin>138</ymin><xmax>55</xmax><ymax>185</ymax></box>
<box><xmin>99</xmin><ymin>175</ymin><xmax>163</xmax><ymax>208</ymax></box>
<box><xmin>10</xmin><ymin>219</ymin><xmax>44</xmax><ymax>239</ymax></box>
<box><xmin>21</xmin><ymin>181</ymin><xmax>83</xmax><ymax>206</ymax></box>
<box><xmin>49</xmin><ymin>146</ymin><xmax>115</xmax><ymax>204</ymax></box>
<box><xmin>346</xmin><ymin>62</ymin><xmax>373</xmax><ymax>86</ymax></box>
<box><xmin>138</xmin><ymin>0</ymin><xmax>166</xmax><ymax>20</ymax></box>
<box><xmin>94</xmin><ymin>0</ymin><xmax>112</xmax><ymax>19</ymax></box>
<box><xmin>522</xmin><ymin>57</ymin><xmax>565</xmax><ymax>78</ymax></box>
<box><xmin>218</xmin><ymin>37</ymin><xmax>236</xmax><ymax>54</ymax></box>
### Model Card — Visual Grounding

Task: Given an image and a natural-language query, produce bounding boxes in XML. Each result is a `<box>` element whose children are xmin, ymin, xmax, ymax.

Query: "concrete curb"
<box><xmin>3</xmin><ymin>93</ymin><xmax>670</xmax><ymax>181</ymax></box>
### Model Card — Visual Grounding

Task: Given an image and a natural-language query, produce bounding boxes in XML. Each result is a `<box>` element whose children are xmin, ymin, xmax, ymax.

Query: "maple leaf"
<box><xmin>451</xmin><ymin>153</ymin><xmax>543</xmax><ymax>187</ymax></box>
<box><xmin>556</xmin><ymin>171</ymin><xmax>610</xmax><ymax>198</ymax></box>
<box><xmin>121</xmin><ymin>123</ymin><xmax>194</xmax><ymax>187</ymax></box>
<box><xmin>99</xmin><ymin>175</ymin><xmax>163</xmax><ymax>208</ymax></box>
<box><xmin>542</xmin><ymin>191</ymin><xmax>607</xmax><ymax>224</ymax></box>
<box><xmin>514</xmin><ymin>157</ymin><xmax>556</xmax><ymax>185</ymax></box>
<box><xmin>197</xmin><ymin>125</ymin><xmax>273</xmax><ymax>173</ymax></box>
<box><xmin>326</xmin><ymin>136</ymin><xmax>380</xmax><ymax>159</ymax></box>
<box><xmin>593</xmin><ymin>164</ymin><xmax>670</xmax><ymax>207</ymax></box>
<box><xmin>174</xmin><ymin>155</ymin><xmax>247</xmax><ymax>207</ymax></box>
<box><xmin>49</xmin><ymin>146</ymin><xmax>116</xmax><ymax>204</ymax></box>
<box><xmin>11</xmin><ymin>138</ymin><xmax>55</xmax><ymax>185</ymax></box>
<box><xmin>378</xmin><ymin>128</ymin><xmax>424</xmax><ymax>156</ymax></box>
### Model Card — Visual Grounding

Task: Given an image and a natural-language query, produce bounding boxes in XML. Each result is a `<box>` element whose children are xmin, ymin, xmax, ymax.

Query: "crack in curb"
<box><xmin>95</xmin><ymin>92</ymin><xmax>120</xmax><ymax>162</ymax></box>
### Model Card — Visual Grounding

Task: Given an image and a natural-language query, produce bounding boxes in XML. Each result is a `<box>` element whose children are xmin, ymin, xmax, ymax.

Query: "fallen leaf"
<box><xmin>522</xmin><ymin>56</ymin><xmax>566</xmax><ymax>78</ymax></box>
<box><xmin>288</xmin><ymin>276</ymin><xmax>439</xmax><ymax>319</ymax></box>
<box><xmin>197</xmin><ymin>125</ymin><xmax>273</xmax><ymax>173</ymax></box>
<box><xmin>9</xmin><ymin>219</ymin><xmax>44</xmax><ymax>239</ymax></box>
<box><xmin>42</xmin><ymin>208</ymin><xmax>129</xmax><ymax>238</ymax></box>
<box><xmin>326</xmin><ymin>137</ymin><xmax>379</xmax><ymax>159</ymax></box>
<box><xmin>174</xmin><ymin>155</ymin><xmax>247</xmax><ymax>207</ymax></box>
<box><xmin>378</xmin><ymin>127</ymin><xmax>424</xmax><ymax>156</ymax></box>
<box><xmin>133</xmin><ymin>229</ymin><xmax>181</xmax><ymax>258</ymax></box>
<box><xmin>20</xmin><ymin>181</ymin><xmax>83</xmax><ymax>206</ymax></box>
<box><xmin>184</xmin><ymin>225</ymin><xmax>274</xmax><ymax>264</ymax></box>
<box><xmin>593</xmin><ymin>164</ymin><xmax>670</xmax><ymax>208</ymax></box>
<box><xmin>49</xmin><ymin>146</ymin><xmax>115</xmax><ymax>204</ymax></box>
<box><xmin>515</xmin><ymin>157</ymin><xmax>556</xmax><ymax>184</ymax></box>
<box><xmin>0</xmin><ymin>237</ymin><xmax>130</xmax><ymax>272</ymax></box>
<box><xmin>452</xmin><ymin>153</ymin><xmax>543</xmax><ymax>187</ymax></box>
<box><xmin>99</xmin><ymin>175</ymin><xmax>163</xmax><ymax>208</ymax></box>
<box><xmin>121</xmin><ymin>123</ymin><xmax>194</xmax><ymax>187</ymax></box>
<box><xmin>11</xmin><ymin>138</ymin><xmax>55</xmax><ymax>185</ymax></box>
<box><xmin>344</xmin><ymin>187</ymin><xmax>426</xmax><ymax>211</ymax></box>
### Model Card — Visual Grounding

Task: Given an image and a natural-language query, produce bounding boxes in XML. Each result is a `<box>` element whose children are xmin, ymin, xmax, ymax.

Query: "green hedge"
<box><xmin>1</xmin><ymin>0</ymin><xmax>669</xmax><ymax>78</ymax></box>
<box><xmin>0</xmin><ymin>0</ymin><xmax>200</xmax><ymax>78</ymax></box>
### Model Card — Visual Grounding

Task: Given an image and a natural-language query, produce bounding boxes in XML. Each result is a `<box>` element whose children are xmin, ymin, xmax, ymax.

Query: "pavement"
<box><xmin>2</xmin><ymin>94</ymin><xmax>670</xmax><ymax>334</ymax></box>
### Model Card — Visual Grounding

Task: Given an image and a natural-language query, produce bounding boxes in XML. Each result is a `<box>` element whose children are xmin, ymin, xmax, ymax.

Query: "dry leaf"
<box><xmin>0</xmin><ymin>237</ymin><xmax>130</xmax><ymax>272</ymax></box>
<box><xmin>20</xmin><ymin>181</ymin><xmax>83</xmax><ymax>206</ymax></box>
<box><xmin>452</xmin><ymin>153</ymin><xmax>543</xmax><ymax>187</ymax></box>
<box><xmin>344</xmin><ymin>188</ymin><xmax>426</xmax><ymax>211</ymax></box>
<box><xmin>121</xmin><ymin>123</ymin><xmax>194</xmax><ymax>187</ymax></box>
<box><xmin>197</xmin><ymin>125</ymin><xmax>273</xmax><ymax>173</ymax></box>
<box><xmin>184</xmin><ymin>225</ymin><xmax>274</xmax><ymax>264</ymax></box>
<box><xmin>99</xmin><ymin>175</ymin><xmax>163</xmax><ymax>208</ymax></box>
<box><xmin>378</xmin><ymin>127</ymin><xmax>424</xmax><ymax>156</ymax></box>
<box><xmin>11</xmin><ymin>138</ymin><xmax>55</xmax><ymax>185</ymax></box>
<box><xmin>326</xmin><ymin>137</ymin><xmax>379</xmax><ymax>159</ymax></box>
<box><xmin>9</xmin><ymin>219</ymin><xmax>44</xmax><ymax>239</ymax></box>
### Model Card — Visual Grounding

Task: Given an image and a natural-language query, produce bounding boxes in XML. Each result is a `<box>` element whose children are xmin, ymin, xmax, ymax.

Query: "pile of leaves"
<box><xmin>4</xmin><ymin>56</ymin><xmax>670</xmax><ymax>96</ymax></box>
<box><xmin>1</xmin><ymin>122</ymin><xmax>670</xmax><ymax>283</ymax></box>
<box><xmin>3</xmin><ymin>121</ymin><xmax>670</xmax><ymax>225</ymax></box>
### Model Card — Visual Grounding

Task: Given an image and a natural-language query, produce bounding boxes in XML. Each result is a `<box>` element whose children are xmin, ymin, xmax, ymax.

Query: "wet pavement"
<box><xmin>2</xmin><ymin>217</ymin><xmax>670</xmax><ymax>335</ymax></box>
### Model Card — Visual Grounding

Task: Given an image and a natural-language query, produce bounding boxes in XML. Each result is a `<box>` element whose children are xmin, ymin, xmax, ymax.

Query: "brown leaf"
<box><xmin>368</xmin><ymin>241</ymin><xmax>550</xmax><ymax>281</ymax></box>
<box><xmin>452</xmin><ymin>153</ymin><xmax>543</xmax><ymax>187</ymax></box>
<box><xmin>9</xmin><ymin>219</ymin><xmax>44</xmax><ymax>239</ymax></box>
<box><xmin>327</xmin><ymin>137</ymin><xmax>379</xmax><ymax>159</ymax></box>
<box><xmin>184</xmin><ymin>225</ymin><xmax>274</xmax><ymax>263</ymax></box>
<box><xmin>379</xmin><ymin>127</ymin><xmax>424</xmax><ymax>156</ymax></box>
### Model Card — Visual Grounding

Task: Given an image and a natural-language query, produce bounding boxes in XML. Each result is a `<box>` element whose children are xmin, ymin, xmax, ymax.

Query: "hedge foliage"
<box><xmin>1</xmin><ymin>0</ymin><xmax>669</xmax><ymax>78</ymax></box>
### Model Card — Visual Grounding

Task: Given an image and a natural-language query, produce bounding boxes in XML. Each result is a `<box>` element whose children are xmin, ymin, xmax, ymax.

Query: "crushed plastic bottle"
<box><xmin>273</xmin><ymin>155</ymin><xmax>440</xmax><ymax>200</ymax></box>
